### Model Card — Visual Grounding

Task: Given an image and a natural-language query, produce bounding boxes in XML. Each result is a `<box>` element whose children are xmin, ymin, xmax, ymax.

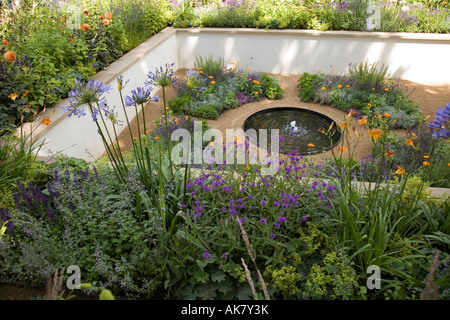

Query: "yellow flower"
<box><xmin>8</xmin><ymin>93</ymin><xmax>18</xmax><ymax>101</ymax></box>
<box><xmin>394</xmin><ymin>165</ymin><xmax>406</xmax><ymax>175</ymax></box>
<box><xmin>318</xmin><ymin>69</ymin><xmax>322</xmax><ymax>73</ymax></box>
<box><xmin>308</xmin><ymin>143</ymin><xmax>315</xmax><ymax>147</ymax></box>
<box><xmin>255</xmin><ymin>92</ymin><xmax>258</xmax><ymax>95</ymax></box>
<box><xmin>404</xmin><ymin>139</ymin><xmax>414</xmax><ymax>147</ymax></box>
<box><xmin>165</xmin><ymin>106</ymin><xmax>169</xmax><ymax>110</ymax></box>
<box><xmin>208</xmin><ymin>76</ymin><xmax>213</xmax><ymax>79</ymax></box>
<box><xmin>253</xmin><ymin>80</ymin><xmax>260</xmax><ymax>84</ymax></box>
<box><xmin>321</xmin><ymin>87</ymin><xmax>326</xmax><ymax>90</ymax></box>
<box><xmin>385</xmin><ymin>88</ymin><xmax>389</xmax><ymax>91</ymax></box>
<box><xmin>211</xmin><ymin>81</ymin><xmax>216</xmax><ymax>84</ymax></box>
<box><xmin>423</xmin><ymin>155</ymin><xmax>429</xmax><ymax>159</ymax></box>
<box><xmin>347</xmin><ymin>109</ymin><xmax>356</xmax><ymax>118</ymax></box>
<box><xmin>372</xmin><ymin>88</ymin><xmax>375</xmax><ymax>91</ymax></box>
<box><xmin>133</xmin><ymin>137</ymin><xmax>137</xmax><ymax>141</ymax></box>
<box><xmin>235</xmin><ymin>136</ymin><xmax>243</xmax><ymax>144</ymax></box>
<box><xmin>209</xmin><ymin>141</ymin><xmax>214</xmax><ymax>146</ymax></box>
<box><xmin>369</xmin><ymin>129</ymin><xmax>382</xmax><ymax>142</ymax></box>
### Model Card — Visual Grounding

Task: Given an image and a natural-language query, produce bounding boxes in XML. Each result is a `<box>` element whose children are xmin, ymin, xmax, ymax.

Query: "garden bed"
<box><xmin>2</xmin><ymin>23</ymin><xmax>450</xmax><ymax>301</ymax></box>
<box><xmin>20</xmin><ymin>27</ymin><xmax>450</xmax><ymax>162</ymax></box>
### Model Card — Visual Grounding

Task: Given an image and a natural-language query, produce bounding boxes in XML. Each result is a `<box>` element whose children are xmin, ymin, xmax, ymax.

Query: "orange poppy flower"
<box><xmin>3</xmin><ymin>50</ymin><xmax>16</xmax><ymax>62</ymax></box>
<box><xmin>423</xmin><ymin>155</ymin><xmax>429</xmax><ymax>159</ymax></box>
<box><xmin>318</xmin><ymin>69</ymin><xmax>322</xmax><ymax>73</ymax></box>
<box><xmin>211</xmin><ymin>81</ymin><xmax>216</xmax><ymax>84</ymax></box>
<box><xmin>308</xmin><ymin>143</ymin><xmax>315</xmax><ymax>147</ymax></box>
<box><xmin>423</xmin><ymin>161</ymin><xmax>430</xmax><ymax>166</ymax></box>
<box><xmin>146</xmin><ymin>130</ymin><xmax>151</xmax><ymax>134</ymax></box>
<box><xmin>384</xmin><ymin>113</ymin><xmax>391</xmax><ymax>117</ymax></box>
<box><xmin>80</xmin><ymin>24</ymin><xmax>90</xmax><ymax>31</ymax></box>
<box><xmin>384</xmin><ymin>88</ymin><xmax>389</xmax><ymax>91</ymax></box>
<box><xmin>337</xmin><ymin>85</ymin><xmax>342</xmax><ymax>89</ymax></box>
<box><xmin>321</xmin><ymin>87</ymin><xmax>326</xmax><ymax>90</ymax></box>
<box><xmin>154</xmin><ymin>136</ymin><xmax>159</xmax><ymax>140</ymax></box>
<box><xmin>346</xmin><ymin>85</ymin><xmax>350</xmax><ymax>88</ymax></box>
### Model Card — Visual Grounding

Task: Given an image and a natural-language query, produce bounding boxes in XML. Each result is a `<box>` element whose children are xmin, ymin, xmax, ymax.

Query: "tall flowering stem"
<box><xmin>61</xmin><ymin>79</ymin><xmax>127</xmax><ymax>182</ymax></box>
<box><xmin>146</xmin><ymin>63</ymin><xmax>178</xmax><ymax>179</ymax></box>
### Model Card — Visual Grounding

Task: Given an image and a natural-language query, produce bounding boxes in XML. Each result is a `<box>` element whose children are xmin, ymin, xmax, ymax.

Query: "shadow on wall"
<box><xmin>176</xmin><ymin>30</ymin><xmax>450</xmax><ymax>82</ymax></box>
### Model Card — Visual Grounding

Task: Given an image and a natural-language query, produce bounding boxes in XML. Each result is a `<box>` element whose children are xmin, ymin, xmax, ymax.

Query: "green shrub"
<box><xmin>191</xmin><ymin>104</ymin><xmax>219</xmax><ymax>120</ymax></box>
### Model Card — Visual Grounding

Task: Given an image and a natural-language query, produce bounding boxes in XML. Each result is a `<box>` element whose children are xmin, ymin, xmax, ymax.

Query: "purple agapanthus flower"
<box><xmin>124</xmin><ymin>87</ymin><xmax>159</xmax><ymax>107</ymax></box>
<box><xmin>145</xmin><ymin>63</ymin><xmax>178</xmax><ymax>88</ymax></box>
<box><xmin>428</xmin><ymin>103</ymin><xmax>450</xmax><ymax>139</ymax></box>
<box><xmin>61</xmin><ymin>79</ymin><xmax>111</xmax><ymax>121</ymax></box>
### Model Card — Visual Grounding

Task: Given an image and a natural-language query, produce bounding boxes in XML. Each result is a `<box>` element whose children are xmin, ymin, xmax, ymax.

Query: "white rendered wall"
<box><xmin>33</xmin><ymin>29</ymin><xmax>178</xmax><ymax>161</ymax></box>
<box><xmin>27</xmin><ymin>27</ymin><xmax>450</xmax><ymax>161</ymax></box>
<box><xmin>176</xmin><ymin>29</ymin><xmax>450</xmax><ymax>83</ymax></box>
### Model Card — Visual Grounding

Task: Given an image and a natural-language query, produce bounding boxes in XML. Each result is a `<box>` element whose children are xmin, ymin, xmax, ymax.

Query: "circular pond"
<box><xmin>243</xmin><ymin>107</ymin><xmax>342</xmax><ymax>155</ymax></box>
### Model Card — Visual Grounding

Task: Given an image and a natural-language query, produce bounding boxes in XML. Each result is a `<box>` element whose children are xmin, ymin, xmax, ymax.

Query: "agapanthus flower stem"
<box><xmin>162</xmin><ymin>86</ymin><xmax>174</xmax><ymax>179</ymax></box>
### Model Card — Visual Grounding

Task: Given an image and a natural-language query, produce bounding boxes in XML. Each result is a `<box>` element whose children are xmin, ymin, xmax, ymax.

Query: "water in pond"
<box><xmin>243</xmin><ymin>107</ymin><xmax>342</xmax><ymax>154</ymax></box>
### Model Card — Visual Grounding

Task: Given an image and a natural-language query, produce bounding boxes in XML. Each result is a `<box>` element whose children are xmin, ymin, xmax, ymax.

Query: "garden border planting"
<box><xmin>22</xmin><ymin>27</ymin><xmax>450</xmax><ymax>162</ymax></box>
